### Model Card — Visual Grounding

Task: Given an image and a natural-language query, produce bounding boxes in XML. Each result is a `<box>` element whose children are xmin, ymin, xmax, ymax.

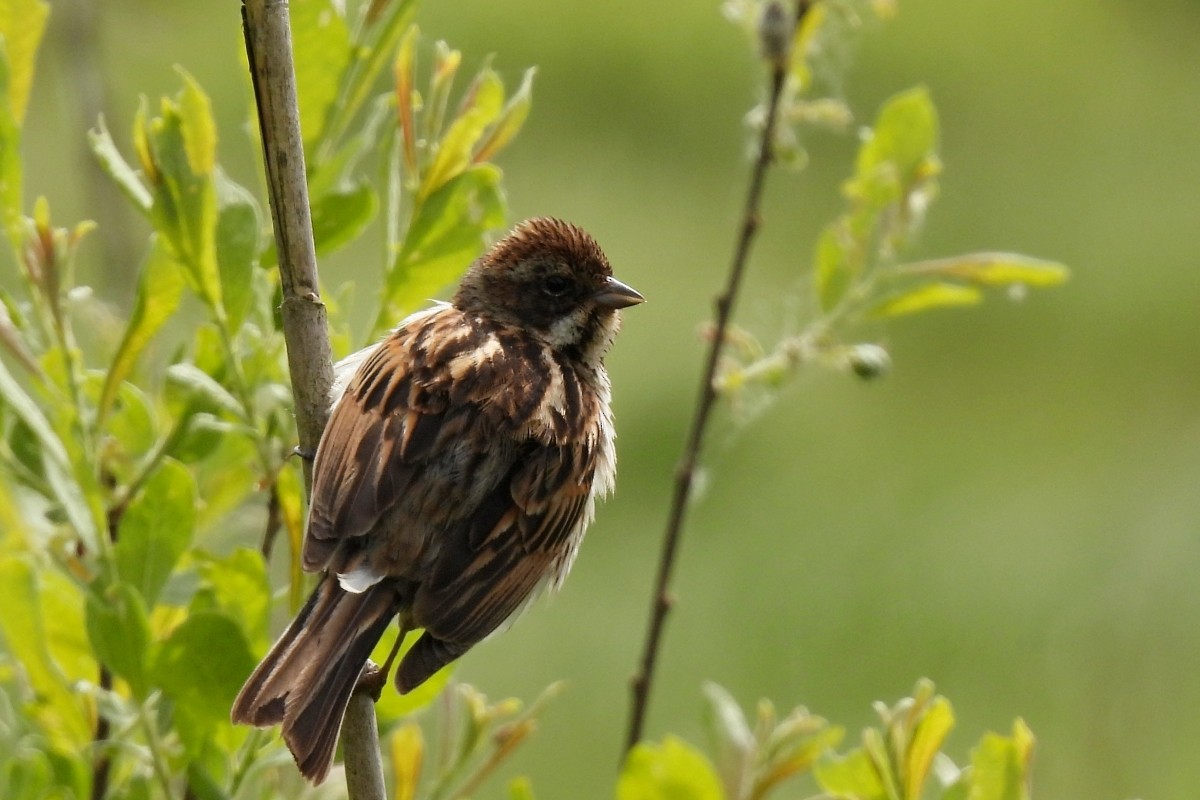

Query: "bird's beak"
<box><xmin>593</xmin><ymin>276</ymin><xmax>645</xmax><ymax>309</ymax></box>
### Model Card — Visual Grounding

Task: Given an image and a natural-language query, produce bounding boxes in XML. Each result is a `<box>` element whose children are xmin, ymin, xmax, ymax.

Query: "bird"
<box><xmin>231</xmin><ymin>217</ymin><xmax>643</xmax><ymax>783</ymax></box>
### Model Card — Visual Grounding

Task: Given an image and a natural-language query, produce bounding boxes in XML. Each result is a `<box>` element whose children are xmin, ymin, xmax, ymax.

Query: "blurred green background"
<box><xmin>22</xmin><ymin>0</ymin><xmax>1200</xmax><ymax>797</ymax></box>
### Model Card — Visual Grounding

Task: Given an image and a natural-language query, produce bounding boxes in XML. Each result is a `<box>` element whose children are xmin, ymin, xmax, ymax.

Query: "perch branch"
<box><xmin>241</xmin><ymin>2</ymin><xmax>384</xmax><ymax>798</ymax></box>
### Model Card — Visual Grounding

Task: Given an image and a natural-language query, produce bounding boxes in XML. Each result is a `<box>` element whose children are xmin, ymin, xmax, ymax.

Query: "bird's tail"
<box><xmin>231</xmin><ymin>576</ymin><xmax>401</xmax><ymax>783</ymax></box>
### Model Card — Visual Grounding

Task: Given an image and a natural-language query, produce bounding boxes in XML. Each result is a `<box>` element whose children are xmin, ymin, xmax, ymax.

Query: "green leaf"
<box><xmin>167</xmin><ymin>412</ymin><xmax>239</xmax><ymax>464</ymax></box>
<box><xmin>192</xmin><ymin>548</ymin><xmax>271</xmax><ymax>647</ymax></box>
<box><xmin>895</xmin><ymin>253</ymin><xmax>1070</xmax><ymax>288</ymax></box>
<box><xmin>308</xmin><ymin>93</ymin><xmax>394</xmax><ymax>201</ymax></box>
<box><xmin>98</xmin><ymin>236</ymin><xmax>185</xmax><ymax>426</ymax></box>
<box><xmin>847</xmin><ymin>86</ymin><xmax>940</xmax><ymax>207</ymax></box>
<box><xmin>507</xmin><ymin>776</ymin><xmax>536</xmax><ymax>800</ymax></box>
<box><xmin>214</xmin><ymin>171</ymin><xmax>261</xmax><ymax>330</ymax></box>
<box><xmin>85</xmin><ymin>581</ymin><xmax>152</xmax><ymax>699</ymax></box>
<box><xmin>701</xmin><ymin>682</ymin><xmax>753</xmax><ymax>796</ymax></box>
<box><xmin>274</xmin><ymin>462</ymin><xmax>307</xmax><ymax>612</ymax></box>
<box><xmin>867</xmin><ymin>282</ymin><xmax>982</xmax><ymax>319</ymax></box>
<box><xmin>151</xmin><ymin>611</ymin><xmax>257</xmax><ymax>727</ymax></box>
<box><xmin>904</xmin><ymin>696</ymin><xmax>954</xmax><ymax>800</ymax></box>
<box><xmin>145</xmin><ymin>76</ymin><xmax>221</xmax><ymax>310</ymax></box>
<box><xmin>323</xmin><ymin>0</ymin><xmax>418</xmax><ymax>146</ymax></box>
<box><xmin>165</xmin><ymin>362</ymin><xmax>246</xmax><ymax>421</ymax></box>
<box><xmin>114</xmin><ymin>458</ymin><xmax>195</xmax><ymax>607</ymax></box>
<box><xmin>88</xmin><ymin>118</ymin><xmax>153</xmax><ymax>214</ymax></box>
<box><xmin>473</xmin><ymin>67</ymin><xmax>536</xmax><ymax>164</ymax></box>
<box><xmin>0</xmin><ymin>0</ymin><xmax>49</xmax><ymax>124</ymax></box>
<box><xmin>617</xmin><ymin>736</ymin><xmax>724</xmax><ymax>800</ymax></box>
<box><xmin>177</xmin><ymin>68</ymin><xmax>216</xmax><ymax>176</ymax></box>
<box><xmin>0</xmin><ymin>355</ymin><xmax>99</xmax><ymax>550</ymax></box>
<box><xmin>966</xmin><ymin>720</ymin><xmax>1034</xmax><ymax>800</ymax></box>
<box><xmin>38</xmin><ymin>568</ymin><xmax>92</xmax><ymax>688</ymax></box>
<box><xmin>91</xmin><ymin>380</ymin><xmax>159</xmax><ymax>473</ymax></box>
<box><xmin>814</xmin><ymin>747</ymin><xmax>887</xmax><ymax>800</ymax></box>
<box><xmin>0</xmin><ymin>556</ymin><xmax>91</xmax><ymax>749</ymax></box>
<box><xmin>0</xmin><ymin>40</ymin><xmax>23</xmax><ymax>246</ymax></box>
<box><xmin>814</xmin><ymin>223</ymin><xmax>858</xmax><ymax>312</ymax></box>
<box><xmin>420</xmin><ymin>68</ymin><xmax>505</xmax><ymax>200</ymax></box>
<box><xmin>310</xmin><ymin>180</ymin><xmax>378</xmax><ymax>256</ymax></box>
<box><xmin>381</xmin><ymin>164</ymin><xmax>504</xmax><ymax>330</ymax></box>
<box><xmin>291</xmin><ymin>0</ymin><xmax>352</xmax><ymax>148</ymax></box>
<box><xmin>2</xmin><ymin>750</ymin><xmax>53</xmax><ymax>800</ymax></box>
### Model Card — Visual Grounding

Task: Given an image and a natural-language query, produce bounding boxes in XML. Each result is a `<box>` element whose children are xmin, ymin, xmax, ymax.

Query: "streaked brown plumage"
<box><xmin>231</xmin><ymin>218</ymin><xmax>642</xmax><ymax>783</ymax></box>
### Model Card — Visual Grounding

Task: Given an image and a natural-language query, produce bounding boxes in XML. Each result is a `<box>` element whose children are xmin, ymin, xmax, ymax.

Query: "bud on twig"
<box><xmin>758</xmin><ymin>0</ymin><xmax>793</xmax><ymax>66</ymax></box>
<box><xmin>845</xmin><ymin>343</ymin><xmax>891</xmax><ymax>380</ymax></box>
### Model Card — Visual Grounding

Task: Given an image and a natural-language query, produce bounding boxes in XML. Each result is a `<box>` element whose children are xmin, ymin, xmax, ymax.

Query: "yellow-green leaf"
<box><xmin>0</xmin><ymin>354</ymin><xmax>99</xmax><ymax>550</ymax></box>
<box><xmin>0</xmin><ymin>0</ymin><xmax>49</xmax><ymax>124</ymax></box>
<box><xmin>214</xmin><ymin>171</ymin><xmax>261</xmax><ymax>330</ymax></box>
<box><xmin>815</xmin><ymin>747</ymin><xmax>887</xmax><ymax>800</ymax></box>
<box><xmin>420</xmin><ymin>69</ymin><xmax>505</xmax><ymax>200</ymax></box>
<box><xmin>177</xmin><ymin>69</ymin><xmax>216</xmax><ymax>177</ymax></box>
<box><xmin>275</xmin><ymin>462</ymin><xmax>307</xmax><ymax>612</ymax></box>
<box><xmin>390</xmin><ymin>722</ymin><xmax>423</xmax><ymax>800</ymax></box>
<box><xmin>0</xmin><ymin>40</ymin><xmax>23</xmax><ymax>245</ymax></box>
<box><xmin>867</xmin><ymin>282</ymin><xmax>982</xmax><ymax>319</ymax></box>
<box><xmin>847</xmin><ymin>86</ymin><xmax>939</xmax><ymax>207</ymax></box>
<box><xmin>292</xmin><ymin>0</ymin><xmax>352</xmax><ymax>148</ymax></box>
<box><xmin>310</xmin><ymin>180</ymin><xmax>378</xmax><ymax>256</ymax></box>
<box><xmin>896</xmin><ymin>253</ymin><xmax>1070</xmax><ymax>288</ymax></box>
<box><xmin>473</xmin><ymin>67</ymin><xmax>536</xmax><ymax>164</ymax></box>
<box><xmin>193</xmin><ymin>548</ymin><xmax>271</xmax><ymax>648</ymax></box>
<box><xmin>966</xmin><ymin>720</ymin><xmax>1035</xmax><ymax>800</ymax></box>
<box><xmin>814</xmin><ymin>223</ymin><xmax>859</xmax><ymax>312</ymax></box>
<box><xmin>113</xmin><ymin>458</ymin><xmax>196</xmax><ymax>608</ymax></box>
<box><xmin>904</xmin><ymin>696</ymin><xmax>955</xmax><ymax>800</ymax></box>
<box><xmin>379</xmin><ymin>164</ymin><xmax>504</xmax><ymax>333</ymax></box>
<box><xmin>618</xmin><ymin>736</ymin><xmax>724</xmax><ymax>800</ymax></box>
<box><xmin>147</xmin><ymin>80</ymin><xmax>221</xmax><ymax>310</ymax></box>
<box><xmin>88</xmin><ymin>118</ymin><xmax>153</xmax><ymax>215</ymax></box>
<box><xmin>85</xmin><ymin>581</ymin><xmax>152</xmax><ymax>699</ymax></box>
<box><xmin>0</xmin><ymin>556</ymin><xmax>91</xmax><ymax>749</ymax></box>
<box><xmin>98</xmin><ymin>236</ymin><xmax>184</xmax><ymax>425</ymax></box>
<box><xmin>151</xmin><ymin>612</ymin><xmax>257</xmax><ymax>726</ymax></box>
<box><xmin>508</xmin><ymin>777</ymin><xmax>536</xmax><ymax>800</ymax></box>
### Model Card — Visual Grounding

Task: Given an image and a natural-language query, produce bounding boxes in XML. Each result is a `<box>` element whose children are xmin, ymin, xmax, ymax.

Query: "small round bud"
<box><xmin>758</xmin><ymin>0</ymin><xmax>793</xmax><ymax>65</ymax></box>
<box><xmin>846</xmin><ymin>343</ymin><xmax>891</xmax><ymax>380</ymax></box>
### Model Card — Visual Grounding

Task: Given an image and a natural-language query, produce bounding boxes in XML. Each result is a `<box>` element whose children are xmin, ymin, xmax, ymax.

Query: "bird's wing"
<box><xmin>412</xmin><ymin>439</ymin><xmax>596</xmax><ymax>645</ymax></box>
<box><xmin>303</xmin><ymin>317</ymin><xmax>455</xmax><ymax>574</ymax></box>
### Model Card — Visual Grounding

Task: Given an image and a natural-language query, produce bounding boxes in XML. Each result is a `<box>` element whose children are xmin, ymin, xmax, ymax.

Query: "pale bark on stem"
<box><xmin>240</xmin><ymin>2</ymin><xmax>384</xmax><ymax>798</ymax></box>
<box><xmin>623</xmin><ymin>0</ymin><xmax>809</xmax><ymax>758</ymax></box>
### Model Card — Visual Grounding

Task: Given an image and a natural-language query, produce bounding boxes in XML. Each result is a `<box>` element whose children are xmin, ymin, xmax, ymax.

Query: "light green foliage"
<box><xmin>619</xmin><ymin>682</ymin><xmax>1033</xmax><ymax>800</ymax></box>
<box><xmin>715</xmin><ymin>6</ymin><xmax>1068</xmax><ymax>407</ymax></box>
<box><xmin>0</xmin><ymin>3</ymin><xmax>534</xmax><ymax>798</ymax></box>
<box><xmin>372</xmin><ymin>32</ymin><xmax>533</xmax><ymax>337</ymax></box>
<box><xmin>618</xmin><ymin>736</ymin><xmax>724</xmax><ymax>800</ymax></box>
<box><xmin>386</xmin><ymin>683</ymin><xmax>561</xmax><ymax>800</ymax></box>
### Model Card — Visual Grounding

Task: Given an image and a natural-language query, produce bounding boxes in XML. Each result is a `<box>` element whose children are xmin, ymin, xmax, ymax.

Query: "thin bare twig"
<box><xmin>623</xmin><ymin>0</ymin><xmax>808</xmax><ymax>756</ymax></box>
<box><xmin>241</xmin><ymin>3</ymin><xmax>384</xmax><ymax>798</ymax></box>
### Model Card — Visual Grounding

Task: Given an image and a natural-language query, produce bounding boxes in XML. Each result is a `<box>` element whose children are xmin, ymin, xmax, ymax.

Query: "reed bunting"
<box><xmin>231</xmin><ymin>217</ymin><xmax>643</xmax><ymax>782</ymax></box>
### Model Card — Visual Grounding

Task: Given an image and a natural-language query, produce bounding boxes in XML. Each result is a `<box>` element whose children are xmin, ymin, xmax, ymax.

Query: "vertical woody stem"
<box><xmin>623</xmin><ymin>0</ymin><xmax>808</xmax><ymax>757</ymax></box>
<box><xmin>241</xmin><ymin>3</ymin><xmax>383</xmax><ymax>797</ymax></box>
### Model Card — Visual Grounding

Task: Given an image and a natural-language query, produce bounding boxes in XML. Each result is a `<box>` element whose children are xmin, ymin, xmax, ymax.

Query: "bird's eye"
<box><xmin>543</xmin><ymin>274</ymin><xmax>572</xmax><ymax>297</ymax></box>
